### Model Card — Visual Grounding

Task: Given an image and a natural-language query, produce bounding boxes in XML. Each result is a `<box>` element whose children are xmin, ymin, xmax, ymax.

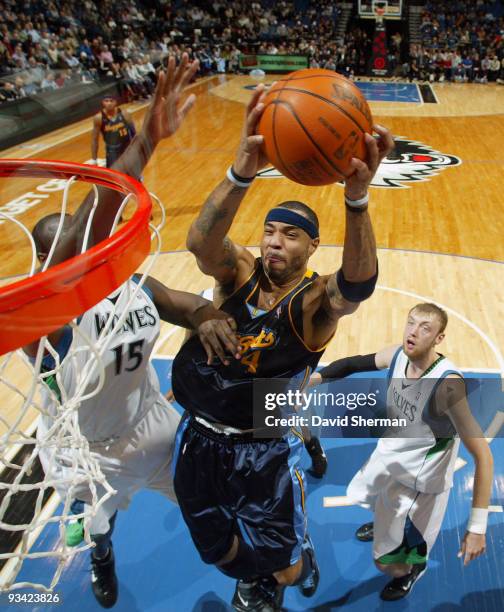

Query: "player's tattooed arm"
<box><xmin>187</xmin><ymin>183</ymin><xmax>255</xmax><ymax>284</ymax></box>
<box><xmin>316</xmin><ymin>125</ymin><xmax>393</xmax><ymax>320</ymax></box>
<box><xmin>311</xmin><ymin>129</ymin><xmax>393</xmax><ymax>327</ymax></box>
<box><xmin>218</xmin><ymin>237</ymin><xmax>238</xmax><ymax>270</ymax></box>
<box><xmin>193</xmin><ymin>196</ymin><xmax>231</xmax><ymax>236</ymax></box>
<box><xmin>186</xmin><ymin>84</ymin><xmax>268</xmax><ymax>284</ymax></box>
<box><xmin>324</xmin><ymin>274</ymin><xmax>358</xmax><ymax>316</ymax></box>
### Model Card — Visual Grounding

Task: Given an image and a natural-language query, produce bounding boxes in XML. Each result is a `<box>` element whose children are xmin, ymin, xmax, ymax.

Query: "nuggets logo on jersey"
<box><xmin>238</xmin><ymin>327</ymin><xmax>277</xmax><ymax>374</ymax></box>
<box><xmin>172</xmin><ymin>259</ymin><xmax>327</xmax><ymax>429</ymax></box>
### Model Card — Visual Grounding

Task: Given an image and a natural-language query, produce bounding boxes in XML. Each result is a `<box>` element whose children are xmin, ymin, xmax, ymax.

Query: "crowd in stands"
<box><xmin>0</xmin><ymin>0</ymin><xmax>361</xmax><ymax>104</ymax></box>
<box><xmin>405</xmin><ymin>0</ymin><xmax>504</xmax><ymax>82</ymax></box>
<box><xmin>1</xmin><ymin>0</ymin><xmax>503</xmax><ymax>104</ymax></box>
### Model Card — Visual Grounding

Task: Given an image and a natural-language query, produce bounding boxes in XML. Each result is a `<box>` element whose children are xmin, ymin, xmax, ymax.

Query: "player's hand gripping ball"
<box><xmin>257</xmin><ymin>69</ymin><xmax>373</xmax><ymax>186</ymax></box>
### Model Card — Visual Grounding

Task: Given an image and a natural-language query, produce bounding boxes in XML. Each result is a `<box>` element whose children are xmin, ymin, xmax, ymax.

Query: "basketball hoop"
<box><xmin>375</xmin><ymin>7</ymin><xmax>385</xmax><ymax>23</ymax></box>
<box><xmin>372</xmin><ymin>0</ymin><xmax>387</xmax><ymax>23</ymax></box>
<box><xmin>0</xmin><ymin>159</ymin><xmax>163</xmax><ymax>592</ymax></box>
<box><xmin>0</xmin><ymin>160</ymin><xmax>153</xmax><ymax>356</ymax></box>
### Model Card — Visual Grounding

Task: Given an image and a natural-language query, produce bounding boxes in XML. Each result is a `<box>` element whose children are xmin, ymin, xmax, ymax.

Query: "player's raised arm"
<box><xmin>321</xmin><ymin>126</ymin><xmax>394</xmax><ymax>318</ymax></box>
<box><xmin>435</xmin><ymin>375</ymin><xmax>494</xmax><ymax>566</ymax></box>
<box><xmin>186</xmin><ymin>85</ymin><xmax>268</xmax><ymax>285</ymax></box>
<box><xmin>51</xmin><ymin>53</ymin><xmax>199</xmax><ymax>265</ymax></box>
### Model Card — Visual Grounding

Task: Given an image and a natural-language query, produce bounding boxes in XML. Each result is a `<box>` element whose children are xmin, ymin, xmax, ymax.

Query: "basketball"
<box><xmin>257</xmin><ymin>69</ymin><xmax>373</xmax><ymax>186</ymax></box>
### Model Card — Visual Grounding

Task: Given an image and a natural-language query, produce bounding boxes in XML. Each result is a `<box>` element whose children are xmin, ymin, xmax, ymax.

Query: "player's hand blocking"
<box><xmin>194</xmin><ymin>310</ymin><xmax>241</xmax><ymax>366</ymax></box>
<box><xmin>458</xmin><ymin>531</ymin><xmax>486</xmax><ymax>566</ymax></box>
<box><xmin>142</xmin><ymin>53</ymin><xmax>199</xmax><ymax>148</ymax></box>
<box><xmin>344</xmin><ymin>125</ymin><xmax>394</xmax><ymax>200</ymax></box>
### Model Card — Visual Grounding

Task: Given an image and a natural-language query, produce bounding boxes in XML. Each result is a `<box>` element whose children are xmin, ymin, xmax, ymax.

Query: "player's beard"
<box><xmin>265</xmin><ymin>254</ymin><xmax>306</xmax><ymax>285</ymax></box>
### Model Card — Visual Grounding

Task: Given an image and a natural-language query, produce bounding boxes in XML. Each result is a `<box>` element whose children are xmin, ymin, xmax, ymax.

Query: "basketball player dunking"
<box><xmin>311</xmin><ymin>303</ymin><xmax>493</xmax><ymax>601</ymax></box>
<box><xmin>91</xmin><ymin>95</ymin><xmax>136</xmax><ymax>168</ymax></box>
<box><xmin>171</xmin><ymin>85</ymin><xmax>394</xmax><ymax>611</ymax></box>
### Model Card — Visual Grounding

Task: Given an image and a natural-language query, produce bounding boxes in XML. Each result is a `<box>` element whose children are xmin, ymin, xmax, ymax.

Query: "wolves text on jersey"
<box><xmin>94</xmin><ymin>305</ymin><xmax>157</xmax><ymax>337</ymax></box>
<box><xmin>391</xmin><ymin>385</ymin><xmax>418</xmax><ymax>422</ymax></box>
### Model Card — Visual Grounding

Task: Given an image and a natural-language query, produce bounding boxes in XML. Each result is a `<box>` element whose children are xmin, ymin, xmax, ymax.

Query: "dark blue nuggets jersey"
<box><xmin>172</xmin><ymin>259</ymin><xmax>329</xmax><ymax>429</ymax></box>
<box><xmin>101</xmin><ymin>109</ymin><xmax>134</xmax><ymax>166</ymax></box>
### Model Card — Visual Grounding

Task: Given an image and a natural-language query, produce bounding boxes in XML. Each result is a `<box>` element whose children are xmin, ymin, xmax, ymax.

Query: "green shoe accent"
<box><xmin>66</xmin><ymin>519</ymin><xmax>84</xmax><ymax>546</ymax></box>
<box><xmin>378</xmin><ymin>544</ymin><xmax>427</xmax><ymax>566</ymax></box>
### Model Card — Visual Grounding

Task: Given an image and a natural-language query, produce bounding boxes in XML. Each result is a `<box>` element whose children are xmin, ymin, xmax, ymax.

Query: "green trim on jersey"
<box><xmin>426</xmin><ymin>436</ymin><xmax>454</xmax><ymax>458</ymax></box>
<box><xmin>405</xmin><ymin>353</ymin><xmax>445</xmax><ymax>379</ymax></box>
<box><xmin>41</xmin><ymin>369</ymin><xmax>62</xmax><ymax>403</ymax></box>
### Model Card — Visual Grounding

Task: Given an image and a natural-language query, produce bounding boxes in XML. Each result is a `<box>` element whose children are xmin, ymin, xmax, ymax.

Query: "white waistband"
<box><xmin>194</xmin><ymin>415</ymin><xmax>252</xmax><ymax>436</ymax></box>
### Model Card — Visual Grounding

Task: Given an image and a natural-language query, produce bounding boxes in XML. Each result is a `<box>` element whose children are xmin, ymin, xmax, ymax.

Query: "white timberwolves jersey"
<box><xmin>39</xmin><ymin>280</ymin><xmax>161</xmax><ymax>443</ymax></box>
<box><xmin>375</xmin><ymin>349</ymin><xmax>463</xmax><ymax>494</ymax></box>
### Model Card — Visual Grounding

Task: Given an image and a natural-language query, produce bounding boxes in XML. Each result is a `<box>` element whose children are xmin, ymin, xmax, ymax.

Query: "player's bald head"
<box><xmin>32</xmin><ymin>213</ymin><xmax>72</xmax><ymax>261</ymax></box>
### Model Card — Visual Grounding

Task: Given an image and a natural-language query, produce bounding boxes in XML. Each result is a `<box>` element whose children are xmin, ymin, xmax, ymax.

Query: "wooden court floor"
<box><xmin>0</xmin><ymin>75</ymin><xmax>503</xmax><ymax>438</ymax></box>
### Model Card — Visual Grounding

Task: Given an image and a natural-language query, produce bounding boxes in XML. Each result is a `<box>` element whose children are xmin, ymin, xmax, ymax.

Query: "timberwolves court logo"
<box><xmin>257</xmin><ymin>137</ymin><xmax>462</xmax><ymax>189</ymax></box>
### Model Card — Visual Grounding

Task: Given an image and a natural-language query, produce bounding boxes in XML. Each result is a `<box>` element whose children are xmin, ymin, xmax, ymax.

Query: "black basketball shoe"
<box><xmin>380</xmin><ymin>562</ymin><xmax>427</xmax><ymax>601</ymax></box>
<box><xmin>355</xmin><ymin>522</ymin><xmax>374</xmax><ymax>542</ymax></box>
<box><xmin>298</xmin><ymin>534</ymin><xmax>320</xmax><ymax>598</ymax></box>
<box><xmin>232</xmin><ymin>578</ymin><xmax>284</xmax><ymax>612</ymax></box>
<box><xmin>305</xmin><ymin>436</ymin><xmax>328</xmax><ymax>478</ymax></box>
<box><xmin>91</xmin><ymin>546</ymin><xmax>118</xmax><ymax>608</ymax></box>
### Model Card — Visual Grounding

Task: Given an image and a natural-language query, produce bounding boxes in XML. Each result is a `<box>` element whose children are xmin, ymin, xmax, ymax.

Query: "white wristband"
<box><xmin>467</xmin><ymin>507</ymin><xmax>488</xmax><ymax>535</ymax></box>
<box><xmin>345</xmin><ymin>193</ymin><xmax>369</xmax><ymax>208</ymax></box>
<box><xmin>226</xmin><ymin>166</ymin><xmax>254</xmax><ymax>189</ymax></box>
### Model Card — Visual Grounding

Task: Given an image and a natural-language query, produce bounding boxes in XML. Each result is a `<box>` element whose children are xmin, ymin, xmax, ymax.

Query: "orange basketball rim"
<box><xmin>0</xmin><ymin>159</ymin><xmax>152</xmax><ymax>355</ymax></box>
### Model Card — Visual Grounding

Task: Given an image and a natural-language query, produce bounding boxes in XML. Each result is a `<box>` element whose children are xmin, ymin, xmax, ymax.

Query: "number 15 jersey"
<box><xmin>38</xmin><ymin>280</ymin><xmax>161</xmax><ymax>443</ymax></box>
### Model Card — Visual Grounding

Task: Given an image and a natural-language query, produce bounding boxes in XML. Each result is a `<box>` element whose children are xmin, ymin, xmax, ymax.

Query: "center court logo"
<box><xmin>257</xmin><ymin>136</ymin><xmax>462</xmax><ymax>189</ymax></box>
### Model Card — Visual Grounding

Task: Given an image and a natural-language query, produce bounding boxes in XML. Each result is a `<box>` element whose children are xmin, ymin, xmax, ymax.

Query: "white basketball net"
<box><xmin>0</xmin><ymin>172</ymin><xmax>164</xmax><ymax>592</ymax></box>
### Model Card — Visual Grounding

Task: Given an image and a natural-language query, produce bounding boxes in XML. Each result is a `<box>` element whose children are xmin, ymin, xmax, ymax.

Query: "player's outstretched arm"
<box><xmin>186</xmin><ymin>85</ymin><xmax>267</xmax><ymax>285</ymax></box>
<box><xmin>300</xmin><ymin>126</ymin><xmax>394</xmax><ymax>350</ymax></box>
<box><xmin>309</xmin><ymin>344</ymin><xmax>398</xmax><ymax>386</ymax></box>
<box><xmin>436</xmin><ymin>375</ymin><xmax>494</xmax><ymax>566</ymax></box>
<box><xmin>143</xmin><ymin>276</ymin><xmax>240</xmax><ymax>365</ymax></box>
<box><xmin>52</xmin><ymin>53</ymin><xmax>199</xmax><ymax>265</ymax></box>
<box><xmin>23</xmin><ymin>55</ymin><xmax>199</xmax><ymax>358</ymax></box>
<box><xmin>323</xmin><ymin>126</ymin><xmax>394</xmax><ymax>317</ymax></box>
